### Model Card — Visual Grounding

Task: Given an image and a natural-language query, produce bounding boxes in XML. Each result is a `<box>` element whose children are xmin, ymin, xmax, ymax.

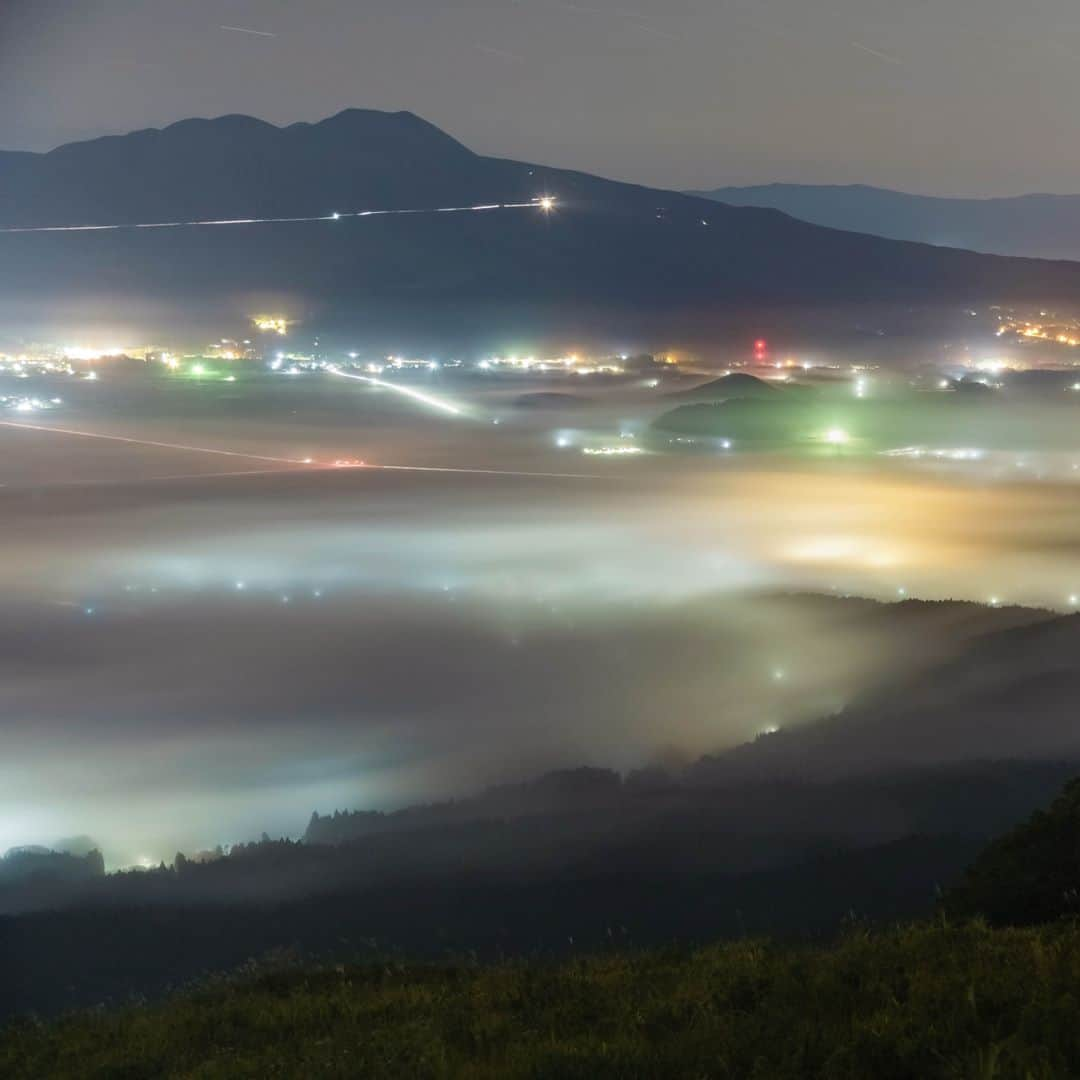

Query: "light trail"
<box><xmin>325</xmin><ymin>365</ymin><xmax>464</xmax><ymax>415</ymax></box>
<box><xmin>0</xmin><ymin>420</ymin><xmax>312</xmax><ymax>465</ymax></box>
<box><xmin>0</xmin><ymin>198</ymin><xmax>556</xmax><ymax>235</ymax></box>
<box><xmin>137</xmin><ymin>467</ymin><xmax>320</xmax><ymax>483</ymax></box>
<box><xmin>132</xmin><ymin>462</ymin><xmax>606</xmax><ymax>483</ymax></box>
<box><xmin>850</xmin><ymin>40</ymin><xmax>903</xmax><ymax>65</ymax></box>
<box><xmin>371</xmin><ymin>463</ymin><xmax>605</xmax><ymax>480</ymax></box>
<box><xmin>220</xmin><ymin>25</ymin><xmax>277</xmax><ymax>37</ymax></box>
<box><xmin>0</xmin><ymin>421</ymin><xmax>606</xmax><ymax>481</ymax></box>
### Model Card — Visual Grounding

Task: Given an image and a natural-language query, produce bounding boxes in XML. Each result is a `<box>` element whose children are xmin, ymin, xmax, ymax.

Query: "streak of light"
<box><xmin>0</xmin><ymin>421</ymin><xmax>312</xmax><ymax>465</ymax></box>
<box><xmin>133</xmin><ymin>467</ymin><xmax>321</xmax><ymax>483</ymax></box>
<box><xmin>371</xmin><ymin>463</ymin><xmax>606</xmax><ymax>480</ymax></box>
<box><xmin>850</xmin><ymin>41</ymin><xmax>903</xmax><ymax>65</ymax></box>
<box><xmin>325</xmin><ymin>366</ymin><xmax>464</xmax><ymax>415</ymax></box>
<box><xmin>220</xmin><ymin>25</ymin><xmax>277</xmax><ymax>37</ymax></box>
<box><xmin>0</xmin><ymin>421</ymin><xmax>606</xmax><ymax>481</ymax></box>
<box><xmin>474</xmin><ymin>43</ymin><xmax>527</xmax><ymax>62</ymax></box>
<box><xmin>157</xmin><ymin>462</ymin><xmax>608</xmax><ymax>482</ymax></box>
<box><xmin>522</xmin><ymin>0</ymin><xmax>668</xmax><ymax>22</ymax></box>
<box><xmin>0</xmin><ymin>199</ymin><xmax>556</xmax><ymax>235</ymax></box>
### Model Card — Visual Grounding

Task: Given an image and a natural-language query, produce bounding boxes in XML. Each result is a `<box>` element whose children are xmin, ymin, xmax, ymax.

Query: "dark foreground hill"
<box><xmin>7</xmin><ymin>597</ymin><xmax>1080</xmax><ymax>1020</ymax></box>
<box><xmin>13</xmin><ymin>774</ymin><xmax>1080</xmax><ymax>1075</ymax></box>
<box><xmin>6</xmin><ymin>921</ymin><xmax>1080</xmax><ymax>1079</ymax></box>
<box><xmin>2</xmin><ymin>757</ymin><xmax>1075</xmax><ymax>1020</ymax></box>
<box><xmin>666</xmin><ymin>372</ymin><xmax>786</xmax><ymax>402</ymax></box>
<box><xmin>693</xmin><ymin>182</ymin><xmax>1080</xmax><ymax>262</ymax></box>
<box><xmin>5</xmin><ymin>111</ymin><xmax>1080</xmax><ymax>346</ymax></box>
<box><xmin>947</xmin><ymin>776</ymin><xmax>1080</xmax><ymax>927</ymax></box>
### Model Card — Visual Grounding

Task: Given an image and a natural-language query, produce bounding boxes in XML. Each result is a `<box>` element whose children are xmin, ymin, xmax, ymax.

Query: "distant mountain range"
<box><xmin>690</xmin><ymin>183</ymin><xmax>1080</xmax><ymax>262</ymax></box>
<box><xmin>5</xmin><ymin>111</ymin><xmax>1080</xmax><ymax>346</ymax></box>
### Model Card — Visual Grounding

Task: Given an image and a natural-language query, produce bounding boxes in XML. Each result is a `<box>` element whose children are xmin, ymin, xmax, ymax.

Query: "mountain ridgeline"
<box><xmin>4</xmin><ymin>110</ymin><xmax>1080</xmax><ymax>347</ymax></box>
<box><xmin>692</xmin><ymin>182</ymin><xmax>1080</xmax><ymax>262</ymax></box>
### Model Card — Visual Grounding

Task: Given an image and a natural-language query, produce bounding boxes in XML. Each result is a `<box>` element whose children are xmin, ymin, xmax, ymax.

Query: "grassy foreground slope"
<box><xmin>6</xmin><ymin>921</ymin><xmax>1080</xmax><ymax>1079</ymax></box>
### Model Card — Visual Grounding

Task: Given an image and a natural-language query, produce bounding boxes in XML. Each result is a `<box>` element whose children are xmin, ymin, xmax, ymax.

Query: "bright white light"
<box><xmin>824</xmin><ymin>428</ymin><xmax>849</xmax><ymax>445</ymax></box>
<box><xmin>325</xmin><ymin>366</ymin><xmax>462</xmax><ymax>415</ymax></box>
<box><xmin>62</xmin><ymin>346</ymin><xmax>125</xmax><ymax>361</ymax></box>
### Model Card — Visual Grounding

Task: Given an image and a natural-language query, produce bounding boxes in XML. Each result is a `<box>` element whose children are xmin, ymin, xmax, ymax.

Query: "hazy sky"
<box><xmin>4</xmin><ymin>0</ymin><xmax>1080</xmax><ymax>195</ymax></box>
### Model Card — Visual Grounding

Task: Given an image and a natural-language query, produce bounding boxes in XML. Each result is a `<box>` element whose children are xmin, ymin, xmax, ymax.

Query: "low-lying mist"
<box><xmin>4</xmin><ymin>365</ymin><xmax>1080</xmax><ymax>864</ymax></box>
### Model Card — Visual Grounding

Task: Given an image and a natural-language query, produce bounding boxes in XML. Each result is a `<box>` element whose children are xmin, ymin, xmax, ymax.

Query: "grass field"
<box><xmin>6</xmin><ymin>919</ymin><xmax>1080</xmax><ymax>1078</ymax></box>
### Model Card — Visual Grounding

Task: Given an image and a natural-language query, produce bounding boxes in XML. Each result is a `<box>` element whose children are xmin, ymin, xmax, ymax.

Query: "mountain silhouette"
<box><xmin>5</xmin><ymin>111</ymin><xmax>1080</xmax><ymax>346</ymax></box>
<box><xmin>691</xmin><ymin>182</ymin><xmax>1080</xmax><ymax>262</ymax></box>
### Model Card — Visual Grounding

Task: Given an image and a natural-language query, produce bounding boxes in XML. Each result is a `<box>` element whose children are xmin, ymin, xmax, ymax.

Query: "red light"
<box><xmin>754</xmin><ymin>339</ymin><xmax>767</xmax><ymax>351</ymax></box>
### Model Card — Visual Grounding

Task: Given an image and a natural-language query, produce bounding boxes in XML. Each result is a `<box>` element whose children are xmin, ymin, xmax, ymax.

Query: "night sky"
<box><xmin>4</xmin><ymin>0</ymin><xmax>1080</xmax><ymax>195</ymax></box>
